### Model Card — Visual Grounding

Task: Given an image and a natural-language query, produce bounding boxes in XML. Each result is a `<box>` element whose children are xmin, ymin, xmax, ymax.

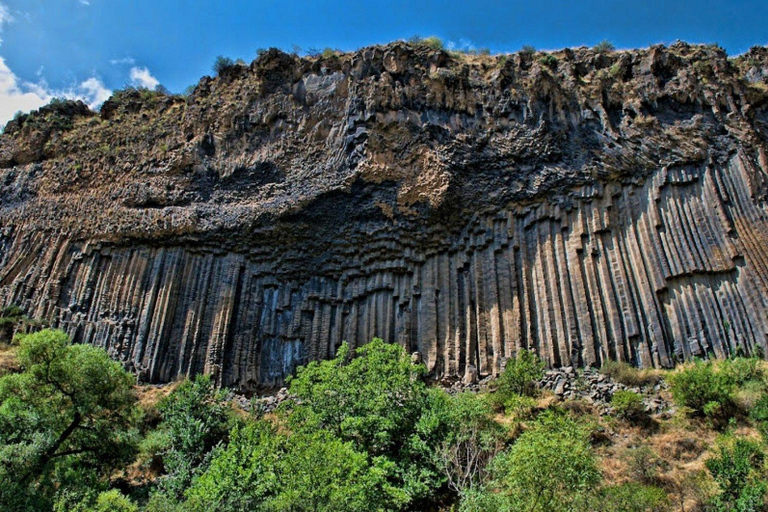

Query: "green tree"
<box><xmin>154</xmin><ymin>375</ymin><xmax>231</xmax><ymax>501</ymax></box>
<box><xmin>0</xmin><ymin>329</ymin><xmax>139</xmax><ymax>511</ymax></box>
<box><xmin>469</xmin><ymin>410</ymin><xmax>601</xmax><ymax>512</ymax></box>
<box><xmin>284</xmin><ymin>339</ymin><xmax>443</xmax><ymax>506</ymax></box>
<box><xmin>184</xmin><ymin>421</ymin><xmax>282</xmax><ymax>511</ymax></box>
<box><xmin>185</xmin><ymin>421</ymin><xmax>407</xmax><ymax>512</ymax></box>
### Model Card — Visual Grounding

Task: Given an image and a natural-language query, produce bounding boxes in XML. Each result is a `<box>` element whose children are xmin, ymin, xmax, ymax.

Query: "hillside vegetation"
<box><xmin>1</xmin><ymin>329</ymin><xmax>767</xmax><ymax>511</ymax></box>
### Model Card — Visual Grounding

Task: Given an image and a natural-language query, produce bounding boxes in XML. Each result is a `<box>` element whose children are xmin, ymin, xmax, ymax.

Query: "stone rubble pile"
<box><xmin>538</xmin><ymin>366</ymin><xmax>672</xmax><ymax>416</ymax></box>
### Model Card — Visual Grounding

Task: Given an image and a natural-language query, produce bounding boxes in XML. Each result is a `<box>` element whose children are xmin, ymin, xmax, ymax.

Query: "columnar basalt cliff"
<box><xmin>2</xmin><ymin>42</ymin><xmax>768</xmax><ymax>389</ymax></box>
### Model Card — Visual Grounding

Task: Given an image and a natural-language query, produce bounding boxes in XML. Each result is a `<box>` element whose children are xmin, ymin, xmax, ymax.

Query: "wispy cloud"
<box><xmin>79</xmin><ymin>0</ymin><xmax>91</xmax><ymax>5</ymax></box>
<box><xmin>0</xmin><ymin>56</ymin><xmax>112</xmax><ymax>128</ymax></box>
<box><xmin>0</xmin><ymin>2</ymin><xmax>14</xmax><ymax>46</ymax></box>
<box><xmin>129</xmin><ymin>66</ymin><xmax>159</xmax><ymax>89</ymax></box>
<box><xmin>446</xmin><ymin>38</ymin><xmax>478</xmax><ymax>52</ymax></box>
<box><xmin>110</xmin><ymin>56</ymin><xmax>136</xmax><ymax>66</ymax></box>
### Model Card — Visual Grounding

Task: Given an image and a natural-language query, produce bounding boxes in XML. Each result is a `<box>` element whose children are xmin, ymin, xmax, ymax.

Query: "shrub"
<box><xmin>721</xmin><ymin>356</ymin><xmax>764</xmax><ymax>386</ymax></box>
<box><xmin>88</xmin><ymin>490</ymin><xmax>138</xmax><ymax>512</ymax></box>
<box><xmin>185</xmin><ymin>419</ymin><xmax>407</xmax><ymax>512</ymax></box>
<box><xmin>412</xmin><ymin>36</ymin><xmax>444</xmax><ymax>51</ymax></box>
<box><xmin>520</xmin><ymin>45</ymin><xmax>536</xmax><ymax>56</ymax></box>
<box><xmin>600</xmin><ymin>360</ymin><xmax>660</xmax><ymax>387</ymax></box>
<box><xmin>493</xmin><ymin>349</ymin><xmax>545</xmax><ymax>402</ymax></box>
<box><xmin>469</xmin><ymin>410</ymin><xmax>601</xmax><ymax>511</ymax></box>
<box><xmin>212</xmin><ymin>56</ymin><xmax>235</xmax><ymax>76</ymax></box>
<box><xmin>539</xmin><ymin>54</ymin><xmax>558</xmax><ymax>69</ymax></box>
<box><xmin>705</xmin><ymin>436</ymin><xmax>767</xmax><ymax>511</ymax></box>
<box><xmin>321</xmin><ymin>47</ymin><xmax>339</xmax><ymax>58</ymax></box>
<box><xmin>612</xmin><ymin>390</ymin><xmax>645</xmax><ymax>420</ymax></box>
<box><xmin>624</xmin><ymin>446</ymin><xmax>668</xmax><ymax>485</ymax></box>
<box><xmin>668</xmin><ymin>360</ymin><xmax>735</xmax><ymax>422</ymax></box>
<box><xmin>595</xmin><ymin>483</ymin><xmax>670</xmax><ymax>512</ymax></box>
<box><xmin>750</xmin><ymin>393</ymin><xmax>768</xmax><ymax>440</ymax></box>
<box><xmin>595</xmin><ymin>40</ymin><xmax>616</xmax><ymax>53</ymax></box>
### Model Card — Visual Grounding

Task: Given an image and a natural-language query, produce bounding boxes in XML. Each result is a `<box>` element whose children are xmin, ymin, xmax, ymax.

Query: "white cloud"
<box><xmin>0</xmin><ymin>57</ymin><xmax>49</xmax><ymax>126</ymax></box>
<box><xmin>0</xmin><ymin>56</ymin><xmax>113</xmax><ymax>128</ymax></box>
<box><xmin>110</xmin><ymin>56</ymin><xmax>135</xmax><ymax>66</ymax></box>
<box><xmin>79</xmin><ymin>0</ymin><xmax>90</xmax><ymax>5</ymax></box>
<box><xmin>129</xmin><ymin>66</ymin><xmax>159</xmax><ymax>89</ymax></box>
<box><xmin>78</xmin><ymin>76</ymin><xmax>112</xmax><ymax>105</ymax></box>
<box><xmin>0</xmin><ymin>2</ymin><xmax>14</xmax><ymax>46</ymax></box>
<box><xmin>446</xmin><ymin>38</ymin><xmax>479</xmax><ymax>52</ymax></box>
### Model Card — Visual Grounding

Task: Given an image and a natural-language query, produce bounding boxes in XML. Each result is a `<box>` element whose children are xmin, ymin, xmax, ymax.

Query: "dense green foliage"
<box><xmin>284</xmin><ymin>338</ymin><xmax>447</xmax><ymax>505</ymax></box>
<box><xmin>184</xmin><ymin>422</ymin><xmax>404</xmax><ymax>512</ymax></box>
<box><xmin>611</xmin><ymin>390</ymin><xmax>645</xmax><ymax>420</ymax></box>
<box><xmin>490</xmin><ymin>349</ymin><xmax>544</xmax><ymax>412</ymax></box>
<box><xmin>462</xmin><ymin>411</ymin><xmax>601</xmax><ymax>512</ymax></box>
<box><xmin>593</xmin><ymin>483</ymin><xmax>670</xmax><ymax>512</ymax></box>
<box><xmin>0</xmin><ymin>330</ymin><xmax>140</xmax><ymax>511</ymax></box>
<box><xmin>705</xmin><ymin>436</ymin><xmax>767</xmax><ymax>511</ymax></box>
<box><xmin>3</xmin><ymin>331</ymin><xmax>768</xmax><ymax>511</ymax></box>
<box><xmin>153</xmin><ymin>375</ymin><xmax>231</xmax><ymax>501</ymax></box>
<box><xmin>669</xmin><ymin>359</ymin><xmax>737</xmax><ymax>421</ymax></box>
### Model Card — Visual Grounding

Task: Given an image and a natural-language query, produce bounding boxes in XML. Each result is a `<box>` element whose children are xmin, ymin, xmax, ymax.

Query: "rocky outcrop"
<box><xmin>1</xmin><ymin>42</ymin><xmax>768</xmax><ymax>389</ymax></box>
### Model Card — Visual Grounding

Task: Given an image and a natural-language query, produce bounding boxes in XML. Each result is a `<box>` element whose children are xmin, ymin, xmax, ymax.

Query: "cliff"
<box><xmin>1</xmin><ymin>41</ymin><xmax>768</xmax><ymax>389</ymax></box>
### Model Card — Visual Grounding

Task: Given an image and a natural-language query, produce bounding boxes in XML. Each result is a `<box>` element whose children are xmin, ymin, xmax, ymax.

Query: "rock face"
<box><xmin>2</xmin><ymin>42</ymin><xmax>768</xmax><ymax>389</ymax></box>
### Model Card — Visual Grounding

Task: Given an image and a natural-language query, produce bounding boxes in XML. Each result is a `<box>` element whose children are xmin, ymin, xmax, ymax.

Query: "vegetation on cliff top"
<box><xmin>1</xmin><ymin>329</ymin><xmax>768</xmax><ymax>511</ymax></box>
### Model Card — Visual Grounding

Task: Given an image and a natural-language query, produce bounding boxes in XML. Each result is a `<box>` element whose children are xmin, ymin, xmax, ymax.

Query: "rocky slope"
<box><xmin>1</xmin><ymin>41</ymin><xmax>768</xmax><ymax>389</ymax></box>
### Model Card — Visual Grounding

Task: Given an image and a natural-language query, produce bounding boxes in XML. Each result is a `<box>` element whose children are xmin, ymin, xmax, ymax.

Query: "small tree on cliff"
<box><xmin>0</xmin><ymin>329</ymin><xmax>140</xmax><ymax>511</ymax></box>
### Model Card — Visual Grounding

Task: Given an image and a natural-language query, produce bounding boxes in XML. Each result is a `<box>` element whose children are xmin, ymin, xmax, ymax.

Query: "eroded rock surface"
<box><xmin>2</xmin><ymin>42</ymin><xmax>768</xmax><ymax>389</ymax></box>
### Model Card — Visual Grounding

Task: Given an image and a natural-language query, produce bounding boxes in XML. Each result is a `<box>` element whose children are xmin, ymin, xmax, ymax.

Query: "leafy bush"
<box><xmin>595</xmin><ymin>40</ymin><xmax>616</xmax><ymax>53</ymax></box>
<box><xmin>467</xmin><ymin>410</ymin><xmax>601</xmax><ymax>512</ymax></box>
<box><xmin>539</xmin><ymin>54</ymin><xmax>558</xmax><ymax>69</ymax></box>
<box><xmin>212</xmin><ymin>56</ymin><xmax>235</xmax><ymax>76</ymax></box>
<box><xmin>705</xmin><ymin>436</ymin><xmax>767</xmax><ymax>511</ymax></box>
<box><xmin>612</xmin><ymin>390</ymin><xmax>645</xmax><ymax>420</ymax></box>
<box><xmin>411</xmin><ymin>36</ymin><xmax>444</xmax><ymax>51</ymax></box>
<box><xmin>492</xmin><ymin>349</ymin><xmax>544</xmax><ymax>406</ymax></box>
<box><xmin>668</xmin><ymin>360</ymin><xmax>735</xmax><ymax>422</ymax></box>
<box><xmin>428</xmin><ymin>391</ymin><xmax>506</xmax><ymax>494</ymax></box>
<box><xmin>81</xmin><ymin>490</ymin><xmax>138</xmax><ymax>512</ymax></box>
<box><xmin>600</xmin><ymin>360</ymin><xmax>660</xmax><ymax>387</ymax></box>
<box><xmin>595</xmin><ymin>483</ymin><xmax>670</xmax><ymax>512</ymax></box>
<box><xmin>520</xmin><ymin>44</ymin><xmax>536</xmax><ymax>56</ymax></box>
<box><xmin>721</xmin><ymin>356</ymin><xmax>764</xmax><ymax>386</ymax></box>
<box><xmin>321</xmin><ymin>47</ymin><xmax>339</xmax><ymax>58</ymax></box>
<box><xmin>750</xmin><ymin>393</ymin><xmax>768</xmax><ymax>439</ymax></box>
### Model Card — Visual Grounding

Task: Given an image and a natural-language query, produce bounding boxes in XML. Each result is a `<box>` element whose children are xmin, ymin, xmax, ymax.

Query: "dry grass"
<box><xmin>0</xmin><ymin>343</ymin><xmax>19</xmax><ymax>376</ymax></box>
<box><xmin>600</xmin><ymin>360</ymin><xmax>664</xmax><ymax>388</ymax></box>
<box><xmin>134</xmin><ymin>381</ymin><xmax>181</xmax><ymax>411</ymax></box>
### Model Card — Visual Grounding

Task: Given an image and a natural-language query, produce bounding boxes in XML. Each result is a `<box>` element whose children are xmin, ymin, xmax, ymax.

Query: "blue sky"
<box><xmin>1</xmin><ymin>0</ymin><xmax>767</xmax><ymax>126</ymax></box>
